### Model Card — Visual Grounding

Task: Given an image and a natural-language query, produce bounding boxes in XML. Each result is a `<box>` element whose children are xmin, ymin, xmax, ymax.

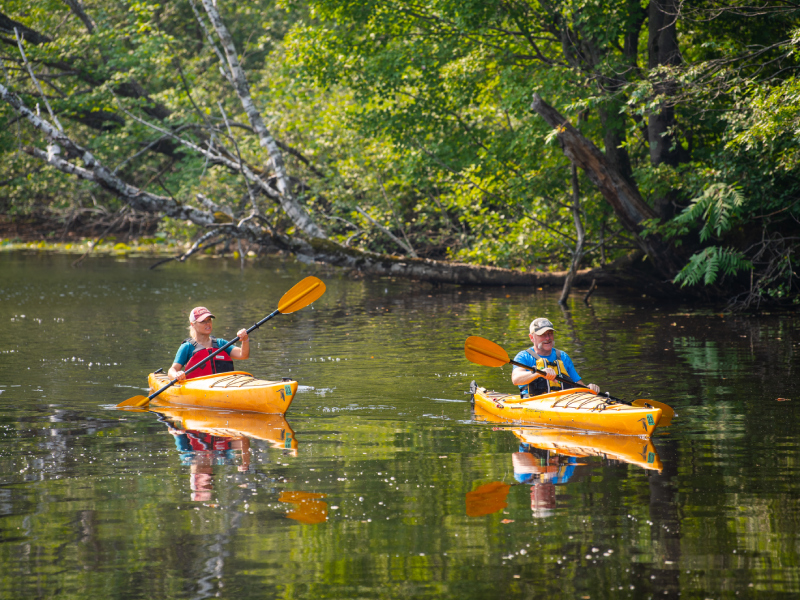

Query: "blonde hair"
<box><xmin>188</xmin><ymin>323</ymin><xmax>197</xmax><ymax>340</ymax></box>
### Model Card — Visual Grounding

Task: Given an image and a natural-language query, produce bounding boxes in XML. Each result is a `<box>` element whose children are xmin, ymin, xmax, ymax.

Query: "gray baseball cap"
<box><xmin>529</xmin><ymin>317</ymin><xmax>555</xmax><ymax>335</ymax></box>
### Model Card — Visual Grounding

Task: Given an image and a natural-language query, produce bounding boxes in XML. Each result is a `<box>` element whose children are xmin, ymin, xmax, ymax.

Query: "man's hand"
<box><xmin>540</xmin><ymin>367</ymin><xmax>557</xmax><ymax>381</ymax></box>
<box><xmin>587</xmin><ymin>383</ymin><xmax>600</xmax><ymax>393</ymax></box>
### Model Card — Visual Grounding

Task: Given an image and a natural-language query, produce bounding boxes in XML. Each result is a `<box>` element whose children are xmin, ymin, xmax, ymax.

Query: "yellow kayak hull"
<box><xmin>151</xmin><ymin>405</ymin><xmax>298</xmax><ymax>453</ymax></box>
<box><xmin>148</xmin><ymin>371</ymin><xmax>297</xmax><ymax>415</ymax></box>
<box><xmin>473</xmin><ymin>386</ymin><xmax>661</xmax><ymax>437</ymax></box>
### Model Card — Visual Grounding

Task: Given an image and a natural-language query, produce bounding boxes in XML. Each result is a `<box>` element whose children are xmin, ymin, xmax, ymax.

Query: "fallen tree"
<box><xmin>0</xmin><ymin>2</ymin><xmax>728</xmax><ymax>301</ymax></box>
<box><xmin>530</xmin><ymin>93</ymin><xmax>682</xmax><ymax>281</ymax></box>
<box><xmin>0</xmin><ymin>3</ymin><xmax>621</xmax><ymax>290</ymax></box>
<box><xmin>4</xmin><ymin>73</ymin><xmax>668</xmax><ymax>289</ymax></box>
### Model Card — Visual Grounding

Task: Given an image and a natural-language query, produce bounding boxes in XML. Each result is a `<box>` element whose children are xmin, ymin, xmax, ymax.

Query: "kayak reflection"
<box><xmin>155</xmin><ymin>405</ymin><xmax>298</xmax><ymax>453</ymax></box>
<box><xmin>153</xmin><ymin>406</ymin><xmax>299</xmax><ymax>502</ymax></box>
<box><xmin>468</xmin><ymin>405</ymin><xmax>662</xmax><ymax>518</ymax></box>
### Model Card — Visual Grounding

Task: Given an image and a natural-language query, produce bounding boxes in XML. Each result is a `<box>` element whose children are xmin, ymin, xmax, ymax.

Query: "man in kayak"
<box><xmin>511</xmin><ymin>317</ymin><xmax>600</xmax><ymax>398</ymax></box>
<box><xmin>169</xmin><ymin>306</ymin><xmax>249</xmax><ymax>382</ymax></box>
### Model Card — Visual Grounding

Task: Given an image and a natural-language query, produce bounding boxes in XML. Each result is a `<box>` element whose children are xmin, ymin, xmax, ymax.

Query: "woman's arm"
<box><xmin>229</xmin><ymin>329</ymin><xmax>249</xmax><ymax>360</ymax></box>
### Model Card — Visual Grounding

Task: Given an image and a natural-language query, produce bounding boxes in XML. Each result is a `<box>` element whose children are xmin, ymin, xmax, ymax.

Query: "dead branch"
<box><xmin>198</xmin><ymin>0</ymin><xmax>326</xmax><ymax>239</ymax></box>
<box><xmin>149</xmin><ymin>228</ymin><xmax>227</xmax><ymax>270</ymax></box>
<box><xmin>355</xmin><ymin>206</ymin><xmax>417</xmax><ymax>257</ymax></box>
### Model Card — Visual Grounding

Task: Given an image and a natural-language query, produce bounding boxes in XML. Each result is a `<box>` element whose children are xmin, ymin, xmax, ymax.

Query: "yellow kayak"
<box><xmin>147</xmin><ymin>371</ymin><xmax>297</xmax><ymax>414</ymax></box>
<box><xmin>472</xmin><ymin>385</ymin><xmax>661</xmax><ymax>437</ymax></box>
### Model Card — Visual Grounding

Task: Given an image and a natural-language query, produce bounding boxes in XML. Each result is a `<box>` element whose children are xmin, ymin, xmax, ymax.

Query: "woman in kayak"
<box><xmin>168</xmin><ymin>306</ymin><xmax>249</xmax><ymax>382</ymax></box>
<box><xmin>511</xmin><ymin>317</ymin><xmax>600</xmax><ymax>397</ymax></box>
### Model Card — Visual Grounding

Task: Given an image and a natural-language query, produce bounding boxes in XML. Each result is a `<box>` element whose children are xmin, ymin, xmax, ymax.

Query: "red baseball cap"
<box><xmin>189</xmin><ymin>306</ymin><xmax>215</xmax><ymax>323</ymax></box>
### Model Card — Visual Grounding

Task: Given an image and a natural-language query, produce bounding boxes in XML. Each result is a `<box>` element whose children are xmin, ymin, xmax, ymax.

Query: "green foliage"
<box><xmin>673</xmin><ymin>183</ymin><xmax>745</xmax><ymax>243</ymax></box>
<box><xmin>673</xmin><ymin>246</ymin><xmax>752</xmax><ymax>287</ymax></box>
<box><xmin>2</xmin><ymin>0</ymin><xmax>799</xmax><ymax>307</ymax></box>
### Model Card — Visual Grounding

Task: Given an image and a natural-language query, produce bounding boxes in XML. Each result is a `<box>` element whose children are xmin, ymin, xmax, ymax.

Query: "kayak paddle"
<box><xmin>117</xmin><ymin>276</ymin><xmax>326</xmax><ymax>409</ymax></box>
<box><xmin>464</xmin><ymin>335</ymin><xmax>674</xmax><ymax>426</ymax></box>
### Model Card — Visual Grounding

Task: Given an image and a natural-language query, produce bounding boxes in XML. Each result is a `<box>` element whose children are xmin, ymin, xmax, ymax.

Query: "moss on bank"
<box><xmin>0</xmin><ymin>237</ymin><xmax>260</xmax><ymax>261</ymax></box>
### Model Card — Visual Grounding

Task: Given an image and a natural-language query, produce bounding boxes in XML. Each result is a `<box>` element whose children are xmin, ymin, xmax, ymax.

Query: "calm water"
<box><xmin>0</xmin><ymin>251</ymin><xmax>798</xmax><ymax>599</ymax></box>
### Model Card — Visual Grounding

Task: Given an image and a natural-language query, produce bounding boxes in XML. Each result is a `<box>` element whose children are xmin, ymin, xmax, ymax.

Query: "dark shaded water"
<box><xmin>0</xmin><ymin>251</ymin><xmax>798</xmax><ymax>599</ymax></box>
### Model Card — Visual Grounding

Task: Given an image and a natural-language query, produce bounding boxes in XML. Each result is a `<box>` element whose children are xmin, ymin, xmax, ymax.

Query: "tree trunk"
<box><xmin>648</xmin><ymin>0</ymin><xmax>686</xmax><ymax>219</ymax></box>
<box><xmin>278</xmin><ymin>234</ymin><xmax>617</xmax><ymax>287</ymax></box>
<box><xmin>530</xmin><ymin>93</ymin><xmax>680</xmax><ymax>278</ymax></box>
<box><xmin>598</xmin><ymin>100</ymin><xmax>635</xmax><ymax>185</ymax></box>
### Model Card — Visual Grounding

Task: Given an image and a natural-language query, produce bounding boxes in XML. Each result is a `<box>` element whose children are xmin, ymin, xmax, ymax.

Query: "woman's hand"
<box><xmin>237</xmin><ymin>329</ymin><xmax>249</xmax><ymax>342</ymax></box>
<box><xmin>169</xmin><ymin>367</ymin><xmax>187</xmax><ymax>382</ymax></box>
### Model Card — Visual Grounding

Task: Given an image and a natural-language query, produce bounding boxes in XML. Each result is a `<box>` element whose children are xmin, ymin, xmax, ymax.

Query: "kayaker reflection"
<box><xmin>169</xmin><ymin>306</ymin><xmax>250</xmax><ymax>382</ymax></box>
<box><xmin>513</xmin><ymin>444</ymin><xmax>576</xmax><ymax>517</ymax></box>
<box><xmin>511</xmin><ymin>317</ymin><xmax>600</xmax><ymax>397</ymax></box>
<box><xmin>166</xmin><ymin>424</ymin><xmax>251</xmax><ymax>502</ymax></box>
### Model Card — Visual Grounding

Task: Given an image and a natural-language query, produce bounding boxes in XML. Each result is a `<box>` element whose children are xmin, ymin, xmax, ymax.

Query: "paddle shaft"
<box><xmin>510</xmin><ymin>358</ymin><xmax>635</xmax><ymax>406</ymax></box>
<box><xmin>510</xmin><ymin>358</ymin><xmax>575</xmax><ymax>386</ymax></box>
<box><xmin>146</xmin><ymin>308</ymin><xmax>281</xmax><ymax>402</ymax></box>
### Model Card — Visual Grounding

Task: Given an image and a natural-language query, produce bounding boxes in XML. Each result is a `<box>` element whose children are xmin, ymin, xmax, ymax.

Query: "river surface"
<box><xmin>0</xmin><ymin>251</ymin><xmax>798</xmax><ymax>599</ymax></box>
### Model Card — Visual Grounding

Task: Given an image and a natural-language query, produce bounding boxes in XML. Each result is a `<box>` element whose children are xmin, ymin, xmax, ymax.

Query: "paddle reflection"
<box><xmin>468</xmin><ymin>406</ymin><xmax>662</xmax><ymax>518</ymax></box>
<box><xmin>153</xmin><ymin>406</ymin><xmax>299</xmax><ymax>502</ymax></box>
<box><xmin>279</xmin><ymin>491</ymin><xmax>329</xmax><ymax>524</ymax></box>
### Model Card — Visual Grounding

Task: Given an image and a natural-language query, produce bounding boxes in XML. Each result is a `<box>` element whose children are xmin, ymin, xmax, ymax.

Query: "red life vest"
<box><xmin>184</xmin><ymin>338</ymin><xmax>234</xmax><ymax>380</ymax></box>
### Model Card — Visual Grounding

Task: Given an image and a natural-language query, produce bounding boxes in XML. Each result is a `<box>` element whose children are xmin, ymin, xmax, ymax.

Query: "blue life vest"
<box><xmin>520</xmin><ymin>348</ymin><xmax>577</xmax><ymax>398</ymax></box>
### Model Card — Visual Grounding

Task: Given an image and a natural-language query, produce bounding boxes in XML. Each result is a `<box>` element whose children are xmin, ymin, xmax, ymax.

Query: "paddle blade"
<box><xmin>466</xmin><ymin>481</ymin><xmax>511</xmax><ymax>517</ymax></box>
<box><xmin>116</xmin><ymin>395</ymin><xmax>150</xmax><ymax>408</ymax></box>
<box><xmin>464</xmin><ymin>336</ymin><xmax>510</xmax><ymax>368</ymax></box>
<box><xmin>278</xmin><ymin>276</ymin><xmax>326</xmax><ymax>314</ymax></box>
<box><xmin>634</xmin><ymin>399</ymin><xmax>674</xmax><ymax>426</ymax></box>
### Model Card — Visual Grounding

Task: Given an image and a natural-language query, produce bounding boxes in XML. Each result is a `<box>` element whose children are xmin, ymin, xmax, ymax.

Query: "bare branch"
<box><xmin>15</xmin><ymin>27</ymin><xmax>63</xmax><ymax>132</ymax></box>
<box><xmin>62</xmin><ymin>0</ymin><xmax>97</xmax><ymax>34</ymax></box>
<box><xmin>149</xmin><ymin>229</ymin><xmax>225</xmax><ymax>270</ymax></box>
<box><xmin>355</xmin><ymin>206</ymin><xmax>417</xmax><ymax>257</ymax></box>
<box><xmin>198</xmin><ymin>0</ymin><xmax>326</xmax><ymax>239</ymax></box>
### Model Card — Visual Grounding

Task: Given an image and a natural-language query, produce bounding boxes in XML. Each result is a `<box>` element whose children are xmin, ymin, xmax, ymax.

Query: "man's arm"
<box><xmin>512</xmin><ymin>366</ymin><xmax>558</xmax><ymax>384</ymax></box>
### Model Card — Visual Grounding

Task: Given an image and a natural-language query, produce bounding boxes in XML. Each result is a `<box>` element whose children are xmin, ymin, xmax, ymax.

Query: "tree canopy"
<box><xmin>1</xmin><ymin>0</ymin><xmax>798</xmax><ymax>308</ymax></box>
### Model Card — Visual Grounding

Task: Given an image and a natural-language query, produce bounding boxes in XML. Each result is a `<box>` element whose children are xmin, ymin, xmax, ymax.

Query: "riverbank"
<box><xmin>0</xmin><ymin>213</ymin><xmax>263</xmax><ymax>261</ymax></box>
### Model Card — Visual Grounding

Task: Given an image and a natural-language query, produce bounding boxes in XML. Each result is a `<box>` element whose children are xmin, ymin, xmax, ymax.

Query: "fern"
<box><xmin>673</xmin><ymin>183</ymin><xmax>745</xmax><ymax>242</ymax></box>
<box><xmin>674</xmin><ymin>246</ymin><xmax>753</xmax><ymax>287</ymax></box>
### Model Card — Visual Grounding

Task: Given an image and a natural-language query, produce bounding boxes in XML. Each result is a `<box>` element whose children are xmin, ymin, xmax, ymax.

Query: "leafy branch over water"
<box><xmin>0</xmin><ymin>0</ymin><xmax>798</xmax><ymax>308</ymax></box>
